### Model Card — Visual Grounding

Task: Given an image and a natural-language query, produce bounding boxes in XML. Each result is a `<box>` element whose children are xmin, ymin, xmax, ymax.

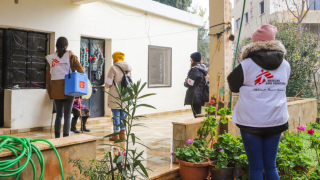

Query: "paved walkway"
<box><xmin>12</xmin><ymin>111</ymin><xmax>194</xmax><ymax>177</ymax></box>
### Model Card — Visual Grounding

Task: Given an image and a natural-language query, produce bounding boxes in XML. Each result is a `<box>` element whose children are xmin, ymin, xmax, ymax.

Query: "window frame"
<box><xmin>250</xmin><ymin>1</ymin><xmax>253</xmax><ymax>17</ymax></box>
<box><xmin>245</xmin><ymin>12</ymin><xmax>249</xmax><ymax>24</ymax></box>
<box><xmin>236</xmin><ymin>18</ymin><xmax>241</xmax><ymax>30</ymax></box>
<box><xmin>310</xmin><ymin>0</ymin><xmax>320</xmax><ymax>10</ymax></box>
<box><xmin>0</xmin><ymin>28</ymin><xmax>49</xmax><ymax>89</ymax></box>
<box><xmin>147</xmin><ymin>45</ymin><xmax>172</xmax><ymax>88</ymax></box>
<box><xmin>260</xmin><ymin>0</ymin><xmax>265</xmax><ymax>15</ymax></box>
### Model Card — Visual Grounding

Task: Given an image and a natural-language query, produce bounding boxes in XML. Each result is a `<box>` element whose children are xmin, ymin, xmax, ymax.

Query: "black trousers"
<box><xmin>54</xmin><ymin>97</ymin><xmax>74</xmax><ymax>135</ymax></box>
<box><xmin>191</xmin><ymin>104</ymin><xmax>202</xmax><ymax>118</ymax></box>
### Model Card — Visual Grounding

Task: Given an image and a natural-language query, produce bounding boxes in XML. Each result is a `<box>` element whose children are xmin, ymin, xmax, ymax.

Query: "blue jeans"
<box><xmin>111</xmin><ymin>109</ymin><xmax>126</xmax><ymax>133</ymax></box>
<box><xmin>240</xmin><ymin>130</ymin><xmax>281</xmax><ymax>180</ymax></box>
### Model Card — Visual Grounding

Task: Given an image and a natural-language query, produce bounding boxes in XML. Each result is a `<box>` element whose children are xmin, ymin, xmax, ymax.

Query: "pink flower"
<box><xmin>123</xmin><ymin>152</ymin><xmax>126</xmax><ymax>156</ymax></box>
<box><xmin>118</xmin><ymin>151</ymin><xmax>121</xmax><ymax>156</ymax></box>
<box><xmin>220</xmin><ymin>149</ymin><xmax>225</xmax><ymax>152</ymax></box>
<box><xmin>186</xmin><ymin>139</ymin><xmax>194</xmax><ymax>144</ymax></box>
<box><xmin>307</xmin><ymin>128</ymin><xmax>315</xmax><ymax>135</ymax></box>
<box><xmin>121</xmin><ymin>163</ymin><xmax>124</xmax><ymax>167</ymax></box>
<box><xmin>171</xmin><ymin>152</ymin><xmax>173</xmax><ymax>156</ymax></box>
<box><xmin>297</xmin><ymin>125</ymin><xmax>306</xmax><ymax>131</ymax></box>
<box><xmin>209</xmin><ymin>99</ymin><xmax>215</xmax><ymax>104</ymax></box>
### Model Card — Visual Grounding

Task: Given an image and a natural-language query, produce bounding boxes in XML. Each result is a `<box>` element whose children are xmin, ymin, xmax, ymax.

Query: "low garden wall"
<box><xmin>172</xmin><ymin>97</ymin><xmax>317</xmax><ymax>163</ymax></box>
<box><xmin>0</xmin><ymin>134</ymin><xmax>97</xmax><ymax>179</ymax></box>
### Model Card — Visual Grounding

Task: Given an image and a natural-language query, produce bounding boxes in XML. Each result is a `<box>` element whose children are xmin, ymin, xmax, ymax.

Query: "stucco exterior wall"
<box><xmin>232</xmin><ymin>0</ymin><xmax>320</xmax><ymax>43</ymax></box>
<box><xmin>0</xmin><ymin>0</ymin><xmax>201</xmax><ymax>128</ymax></box>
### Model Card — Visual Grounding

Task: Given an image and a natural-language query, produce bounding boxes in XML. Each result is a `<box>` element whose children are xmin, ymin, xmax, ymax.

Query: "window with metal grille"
<box><xmin>148</xmin><ymin>45</ymin><xmax>172</xmax><ymax>88</ymax></box>
<box><xmin>0</xmin><ymin>29</ymin><xmax>49</xmax><ymax>89</ymax></box>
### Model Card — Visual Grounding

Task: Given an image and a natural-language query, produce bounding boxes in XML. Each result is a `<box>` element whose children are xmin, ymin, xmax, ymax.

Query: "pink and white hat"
<box><xmin>252</xmin><ymin>24</ymin><xmax>278</xmax><ymax>42</ymax></box>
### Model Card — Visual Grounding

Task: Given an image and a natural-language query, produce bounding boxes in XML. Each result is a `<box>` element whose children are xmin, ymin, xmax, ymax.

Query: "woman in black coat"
<box><xmin>184</xmin><ymin>52</ymin><xmax>207</xmax><ymax>118</ymax></box>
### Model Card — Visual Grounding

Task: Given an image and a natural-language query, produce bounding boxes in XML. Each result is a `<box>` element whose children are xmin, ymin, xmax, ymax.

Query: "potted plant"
<box><xmin>209</xmin><ymin>131</ymin><xmax>249</xmax><ymax>180</ymax></box>
<box><xmin>172</xmin><ymin>100</ymin><xmax>218</xmax><ymax>180</ymax></box>
<box><xmin>173</xmin><ymin>139</ymin><xmax>211</xmax><ymax>180</ymax></box>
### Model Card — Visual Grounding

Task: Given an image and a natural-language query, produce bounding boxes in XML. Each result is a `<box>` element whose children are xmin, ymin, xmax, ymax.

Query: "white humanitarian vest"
<box><xmin>46</xmin><ymin>51</ymin><xmax>70</xmax><ymax>80</ymax></box>
<box><xmin>232</xmin><ymin>58</ymin><xmax>291</xmax><ymax>127</ymax></box>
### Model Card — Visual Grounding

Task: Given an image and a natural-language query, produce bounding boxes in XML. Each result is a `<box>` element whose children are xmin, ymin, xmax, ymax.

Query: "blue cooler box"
<box><xmin>64</xmin><ymin>72</ymin><xmax>88</xmax><ymax>97</ymax></box>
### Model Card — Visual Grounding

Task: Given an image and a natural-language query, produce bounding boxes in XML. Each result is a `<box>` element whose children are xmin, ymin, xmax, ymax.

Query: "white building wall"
<box><xmin>0</xmin><ymin>0</ymin><xmax>201</xmax><ymax>128</ymax></box>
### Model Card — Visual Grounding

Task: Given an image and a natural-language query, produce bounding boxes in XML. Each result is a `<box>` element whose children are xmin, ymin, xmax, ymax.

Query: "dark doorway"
<box><xmin>80</xmin><ymin>38</ymin><xmax>105</xmax><ymax>117</ymax></box>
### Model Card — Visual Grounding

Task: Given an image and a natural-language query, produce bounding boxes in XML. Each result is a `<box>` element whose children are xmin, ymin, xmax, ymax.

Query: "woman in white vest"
<box><xmin>46</xmin><ymin>37</ymin><xmax>85</xmax><ymax>138</ymax></box>
<box><xmin>227</xmin><ymin>25</ymin><xmax>290</xmax><ymax>180</ymax></box>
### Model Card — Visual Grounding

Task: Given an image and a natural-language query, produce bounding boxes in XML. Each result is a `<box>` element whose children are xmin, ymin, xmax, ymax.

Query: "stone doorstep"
<box><xmin>149</xmin><ymin>167</ymin><xmax>180</xmax><ymax>180</ymax></box>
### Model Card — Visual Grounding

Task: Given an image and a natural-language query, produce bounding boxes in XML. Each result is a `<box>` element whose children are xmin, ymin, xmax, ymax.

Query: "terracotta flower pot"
<box><xmin>177</xmin><ymin>158</ymin><xmax>210</xmax><ymax>180</ymax></box>
<box><xmin>209</xmin><ymin>161</ymin><xmax>235</xmax><ymax>180</ymax></box>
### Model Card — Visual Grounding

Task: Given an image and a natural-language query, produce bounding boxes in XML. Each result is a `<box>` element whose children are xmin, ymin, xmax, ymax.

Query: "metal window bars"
<box><xmin>0</xmin><ymin>29</ymin><xmax>49</xmax><ymax>89</ymax></box>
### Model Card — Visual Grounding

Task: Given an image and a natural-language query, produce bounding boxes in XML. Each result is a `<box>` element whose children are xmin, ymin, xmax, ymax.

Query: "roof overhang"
<box><xmin>72</xmin><ymin>0</ymin><xmax>203</xmax><ymax>27</ymax></box>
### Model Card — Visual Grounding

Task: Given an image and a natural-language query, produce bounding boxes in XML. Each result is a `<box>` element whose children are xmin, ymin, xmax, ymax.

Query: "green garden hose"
<box><xmin>0</xmin><ymin>136</ymin><xmax>64</xmax><ymax>180</ymax></box>
<box><xmin>229</xmin><ymin>0</ymin><xmax>247</xmax><ymax>109</ymax></box>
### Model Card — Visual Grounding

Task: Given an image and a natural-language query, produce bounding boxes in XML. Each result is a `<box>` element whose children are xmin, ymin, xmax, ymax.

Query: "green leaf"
<box><xmin>103</xmin><ymin>132</ymin><xmax>123</xmax><ymax>138</ymax></box>
<box><xmin>136</xmin><ymin>142</ymin><xmax>152</xmax><ymax>150</ymax></box>
<box><xmin>138</xmin><ymin>93</ymin><xmax>156</xmax><ymax>100</ymax></box>
<box><xmin>116</xmin><ymin>155</ymin><xmax>126</xmax><ymax>164</ymax></box>
<box><xmin>114</xmin><ymin>139</ymin><xmax>125</xmax><ymax>143</ymax></box>
<box><xmin>131</xmin><ymin>133</ymin><xmax>136</xmax><ymax>145</ymax></box>
<box><xmin>138</xmin><ymin>161</ymin><xmax>149</xmax><ymax>178</ymax></box>
<box><xmin>136</xmin><ymin>104</ymin><xmax>156</xmax><ymax>109</ymax></box>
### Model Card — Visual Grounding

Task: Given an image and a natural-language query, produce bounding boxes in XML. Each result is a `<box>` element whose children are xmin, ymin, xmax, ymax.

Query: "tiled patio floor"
<box><xmin>11</xmin><ymin>111</ymin><xmax>195</xmax><ymax>177</ymax></box>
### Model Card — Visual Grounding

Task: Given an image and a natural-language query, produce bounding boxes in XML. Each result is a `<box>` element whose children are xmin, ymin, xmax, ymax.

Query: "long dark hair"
<box><xmin>56</xmin><ymin>37</ymin><xmax>68</xmax><ymax>58</ymax></box>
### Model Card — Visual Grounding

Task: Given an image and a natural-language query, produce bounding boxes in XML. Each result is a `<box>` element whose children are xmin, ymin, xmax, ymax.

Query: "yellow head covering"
<box><xmin>113</xmin><ymin>51</ymin><xmax>125</xmax><ymax>63</ymax></box>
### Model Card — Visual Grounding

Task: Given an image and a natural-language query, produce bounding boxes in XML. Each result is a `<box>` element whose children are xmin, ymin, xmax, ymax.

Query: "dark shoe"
<box><xmin>71</xmin><ymin>117</ymin><xmax>80</xmax><ymax>133</ymax></box>
<box><xmin>81</xmin><ymin>117</ymin><xmax>90</xmax><ymax>132</ymax></box>
<box><xmin>55</xmin><ymin>132</ymin><xmax>60</xmax><ymax>138</ymax></box>
<box><xmin>63</xmin><ymin>133</ymin><xmax>69</xmax><ymax>137</ymax></box>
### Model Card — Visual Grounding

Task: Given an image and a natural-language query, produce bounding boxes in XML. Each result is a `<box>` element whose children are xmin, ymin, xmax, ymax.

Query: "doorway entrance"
<box><xmin>80</xmin><ymin>37</ymin><xmax>105</xmax><ymax>117</ymax></box>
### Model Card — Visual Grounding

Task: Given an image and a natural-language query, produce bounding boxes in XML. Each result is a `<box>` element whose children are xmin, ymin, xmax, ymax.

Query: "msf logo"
<box><xmin>255</xmin><ymin>70</ymin><xmax>274</xmax><ymax>85</ymax></box>
<box><xmin>52</xmin><ymin>58</ymin><xmax>60</xmax><ymax>68</ymax></box>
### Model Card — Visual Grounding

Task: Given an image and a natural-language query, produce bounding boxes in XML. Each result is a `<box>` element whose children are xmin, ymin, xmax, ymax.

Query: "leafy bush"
<box><xmin>272</xmin><ymin>22</ymin><xmax>319</xmax><ymax>98</ymax></box>
<box><xmin>173</xmin><ymin>145</ymin><xmax>208</xmax><ymax>164</ymax></box>
<box><xmin>211</xmin><ymin>133</ymin><xmax>248</xmax><ymax>170</ymax></box>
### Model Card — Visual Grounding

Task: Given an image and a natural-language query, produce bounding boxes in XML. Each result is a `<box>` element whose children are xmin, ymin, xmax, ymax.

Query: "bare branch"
<box><xmin>292</xmin><ymin>0</ymin><xmax>300</xmax><ymax>18</ymax></box>
<box><xmin>284</xmin><ymin>0</ymin><xmax>299</xmax><ymax>19</ymax></box>
<box><xmin>303</xmin><ymin>0</ymin><xmax>316</xmax><ymax>18</ymax></box>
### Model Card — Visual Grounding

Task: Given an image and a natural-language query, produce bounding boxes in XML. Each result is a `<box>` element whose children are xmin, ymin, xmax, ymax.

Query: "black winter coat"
<box><xmin>184</xmin><ymin>64</ymin><xmax>207</xmax><ymax>106</ymax></box>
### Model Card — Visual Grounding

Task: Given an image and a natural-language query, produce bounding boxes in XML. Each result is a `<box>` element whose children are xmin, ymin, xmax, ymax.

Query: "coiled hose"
<box><xmin>0</xmin><ymin>136</ymin><xmax>64</xmax><ymax>180</ymax></box>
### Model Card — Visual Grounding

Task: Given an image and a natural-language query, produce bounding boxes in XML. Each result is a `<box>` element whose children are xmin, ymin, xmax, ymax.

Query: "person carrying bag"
<box><xmin>46</xmin><ymin>37</ymin><xmax>85</xmax><ymax>138</ymax></box>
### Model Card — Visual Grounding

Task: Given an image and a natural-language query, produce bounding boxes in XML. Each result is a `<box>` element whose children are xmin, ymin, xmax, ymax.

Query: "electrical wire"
<box><xmin>0</xmin><ymin>136</ymin><xmax>64</xmax><ymax>180</ymax></box>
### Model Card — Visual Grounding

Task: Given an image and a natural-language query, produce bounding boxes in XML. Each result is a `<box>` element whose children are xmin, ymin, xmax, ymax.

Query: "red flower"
<box><xmin>89</xmin><ymin>57</ymin><xmax>92</xmax><ymax>61</ymax></box>
<box><xmin>86</xmin><ymin>48</ymin><xmax>89</xmax><ymax>52</ymax></box>
<box><xmin>93</xmin><ymin>56</ymin><xmax>96</xmax><ymax>60</ymax></box>
<box><xmin>101</xmin><ymin>50</ymin><xmax>103</xmax><ymax>53</ymax></box>
<box><xmin>307</xmin><ymin>128</ymin><xmax>315</xmax><ymax>135</ymax></box>
<box><xmin>209</xmin><ymin>99</ymin><xmax>215</xmax><ymax>104</ymax></box>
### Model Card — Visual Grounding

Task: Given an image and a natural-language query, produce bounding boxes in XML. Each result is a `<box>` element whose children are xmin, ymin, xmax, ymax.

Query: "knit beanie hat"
<box><xmin>113</xmin><ymin>51</ymin><xmax>125</xmax><ymax>63</ymax></box>
<box><xmin>252</xmin><ymin>24</ymin><xmax>278</xmax><ymax>42</ymax></box>
<box><xmin>190</xmin><ymin>52</ymin><xmax>201</xmax><ymax>62</ymax></box>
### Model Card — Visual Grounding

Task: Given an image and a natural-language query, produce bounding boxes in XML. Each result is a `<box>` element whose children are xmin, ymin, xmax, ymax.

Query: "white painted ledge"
<box><xmin>105</xmin><ymin>0</ymin><xmax>203</xmax><ymax>27</ymax></box>
<box><xmin>72</xmin><ymin>0</ymin><xmax>100</xmax><ymax>4</ymax></box>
